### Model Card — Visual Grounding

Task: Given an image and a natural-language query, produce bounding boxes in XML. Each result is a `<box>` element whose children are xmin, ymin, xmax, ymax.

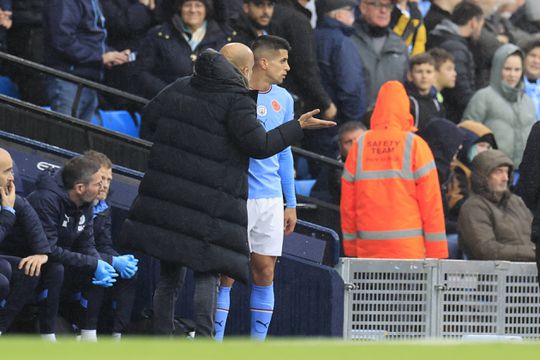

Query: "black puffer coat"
<box><xmin>122</xmin><ymin>49</ymin><xmax>303</xmax><ymax>283</ymax></box>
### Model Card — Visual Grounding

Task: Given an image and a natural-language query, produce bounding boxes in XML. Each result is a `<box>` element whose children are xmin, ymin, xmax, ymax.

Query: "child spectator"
<box><xmin>405</xmin><ymin>52</ymin><xmax>444</xmax><ymax>131</ymax></box>
<box><xmin>429</xmin><ymin>47</ymin><xmax>457</xmax><ymax>106</ymax></box>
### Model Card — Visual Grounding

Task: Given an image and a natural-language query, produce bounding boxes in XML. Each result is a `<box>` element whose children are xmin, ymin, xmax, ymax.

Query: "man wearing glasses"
<box><xmin>351</xmin><ymin>0</ymin><xmax>408</xmax><ymax>107</ymax></box>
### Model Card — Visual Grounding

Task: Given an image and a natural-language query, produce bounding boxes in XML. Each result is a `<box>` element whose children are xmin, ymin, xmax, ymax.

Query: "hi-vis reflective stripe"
<box><xmin>342</xmin><ymin>168</ymin><xmax>355</xmax><ymax>182</ymax></box>
<box><xmin>348</xmin><ymin>132</ymin><xmax>435</xmax><ymax>181</ymax></box>
<box><xmin>342</xmin><ymin>228</ymin><xmax>423</xmax><ymax>241</ymax></box>
<box><xmin>424</xmin><ymin>232</ymin><xmax>447</xmax><ymax>242</ymax></box>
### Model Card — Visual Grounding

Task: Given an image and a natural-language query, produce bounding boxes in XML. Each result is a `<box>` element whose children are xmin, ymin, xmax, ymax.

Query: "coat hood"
<box><xmin>489</xmin><ymin>43</ymin><xmax>525</xmax><ymax>102</ymax></box>
<box><xmin>526</xmin><ymin>0</ymin><xmax>540</xmax><ymax>22</ymax></box>
<box><xmin>191</xmin><ymin>49</ymin><xmax>250</xmax><ymax>93</ymax></box>
<box><xmin>418</xmin><ymin>118</ymin><xmax>464</xmax><ymax>183</ymax></box>
<box><xmin>35</xmin><ymin>169</ymin><xmax>80</xmax><ymax>211</ymax></box>
<box><xmin>456</xmin><ymin>120</ymin><xmax>498</xmax><ymax>166</ymax></box>
<box><xmin>431</xmin><ymin>18</ymin><xmax>460</xmax><ymax>37</ymax></box>
<box><xmin>471</xmin><ymin>149</ymin><xmax>513</xmax><ymax>203</ymax></box>
<box><xmin>370</xmin><ymin>81</ymin><xmax>415</xmax><ymax>131</ymax></box>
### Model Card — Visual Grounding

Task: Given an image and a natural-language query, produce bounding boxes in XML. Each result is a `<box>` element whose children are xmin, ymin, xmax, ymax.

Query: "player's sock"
<box><xmin>80</xmin><ymin>329</ymin><xmax>97</xmax><ymax>342</ymax></box>
<box><xmin>250</xmin><ymin>283</ymin><xmax>274</xmax><ymax>341</ymax></box>
<box><xmin>41</xmin><ymin>333</ymin><xmax>56</xmax><ymax>342</ymax></box>
<box><xmin>214</xmin><ymin>286</ymin><xmax>231</xmax><ymax>341</ymax></box>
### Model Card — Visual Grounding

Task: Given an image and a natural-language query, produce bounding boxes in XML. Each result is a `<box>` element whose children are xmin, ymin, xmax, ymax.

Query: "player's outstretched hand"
<box><xmin>298</xmin><ymin>109</ymin><xmax>336</xmax><ymax>129</ymax></box>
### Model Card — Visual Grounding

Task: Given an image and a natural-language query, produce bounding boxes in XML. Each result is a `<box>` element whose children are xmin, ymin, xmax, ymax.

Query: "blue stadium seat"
<box><xmin>0</xmin><ymin>76</ymin><xmax>20</xmax><ymax>99</ymax></box>
<box><xmin>92</xmin><ymin>110</ymin><xmax>141</xmax><ymax>138</ymax></box>
<box><xmin>295</xmin><ymin>179</ymin><xmax>317</xmax><ymax>197</ymax></box>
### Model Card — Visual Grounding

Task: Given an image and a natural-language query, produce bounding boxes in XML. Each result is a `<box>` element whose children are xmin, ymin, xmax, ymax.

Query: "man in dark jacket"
<box><xmin>270</xmin><ymin>0</ymin><xmax>336</xmax><ymax>120</ymax></box>
<box><xmin>427</xmin><ymin>1</ymin><xmax>484</xmax><ymax>123</ymax></box>
<box><xmin>424</xmin><ymin>0</ymin><xmax>461</xmax><ymax>32</ymax></box>
<box><xmin>0</xmin><ymin>148</ymin><xmax>52</xmax><ymax>338</ymax></box>
<box><xmin>314</xmin><ymin>0</ymin><xmax>365</xmax><ymax>162</ymax></box>
<box><xmin>27</xmin><ymin>155</ymin><xmax>118</xmax><ymax>341</ymax></box>
<box><xmin>121</xmin><ymin>43</ymin><xmax>334</xmax><ymax>337</ymax></box>
<box><xmin>516</xmin><ymin>121</ymin><xmax>540</xmax><ymax>285</ymax></box>
<box><xmin>44</xmin><ymin>0</ymin><xmax>131</xmax><ymax>121</ymax></box>
<box><xmin>231</xmin><ymin>0</ymin><xmax>275</xmax><ymax>46</ymax></box>
<box><xmin>458</xmin><ymin>150</ymin><xmax>536</xmax><ymax>261</ymax></box>
<box><xmin>83</xmin><ymin>151</ymin><xmax>138</xmax><ymax>340</ymax></box>
<box><xmin>351</xmin><ymin>0</ymin><xmax>409</xmax><ymax>108</ymax></box>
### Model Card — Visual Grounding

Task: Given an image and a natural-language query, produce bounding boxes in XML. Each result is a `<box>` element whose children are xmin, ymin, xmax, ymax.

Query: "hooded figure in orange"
<box><xmin>340</xmin><ymin>81</ymin><xmax>448</xmax><ymax>259</ymax></box>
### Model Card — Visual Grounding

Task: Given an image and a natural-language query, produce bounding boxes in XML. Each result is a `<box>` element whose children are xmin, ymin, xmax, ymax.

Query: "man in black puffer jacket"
<box><xmin>122</xmin><ymin>43</ymin><xmax>334</xmax><ymax>337</ymax></box>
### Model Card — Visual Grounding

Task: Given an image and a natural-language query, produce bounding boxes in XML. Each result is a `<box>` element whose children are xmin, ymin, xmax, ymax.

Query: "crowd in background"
<box><xmin>0</xmin><ymin>0</ymin><xmax>540</xmax><ymax>262</ymax></box>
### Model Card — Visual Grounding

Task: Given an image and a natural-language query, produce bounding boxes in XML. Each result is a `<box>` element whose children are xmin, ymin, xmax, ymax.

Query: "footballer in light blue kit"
<box><xmin>215</xmin><ymin>35</ymin><xmax>298</xmax><ymax>341</ymax></box>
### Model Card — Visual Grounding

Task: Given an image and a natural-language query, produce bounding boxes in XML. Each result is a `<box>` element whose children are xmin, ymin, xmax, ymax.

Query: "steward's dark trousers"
<box><xmin>0</xmin><ymin>255</ymin><xmax>39</xmax><ymax>333</ymax></box>
<box><xmin>0</xmin><ymin>258</ymin><xmax>11</xmax><ymax>300</ymax></box>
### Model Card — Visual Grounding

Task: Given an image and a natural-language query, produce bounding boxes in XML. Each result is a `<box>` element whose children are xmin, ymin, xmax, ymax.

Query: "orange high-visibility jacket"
<box><xmin>340</xmin><ymin>81</ymin><xmax>448</xmax><ymax>259</ymax></box>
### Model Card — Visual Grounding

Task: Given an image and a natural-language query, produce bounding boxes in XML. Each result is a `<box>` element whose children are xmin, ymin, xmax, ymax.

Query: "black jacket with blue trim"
<box><xmin>0</xmin><ymin>195</ymin><xmax>51</xmax><ymax>257</ymax></box>
<box><xmin>27</xmin><ymin>170</ymin><xmax>100</xmax><ymax>272</ymax></box>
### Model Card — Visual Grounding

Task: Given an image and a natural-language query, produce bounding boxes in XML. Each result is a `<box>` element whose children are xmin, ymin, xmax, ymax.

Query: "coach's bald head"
<box><xmin>220</xmin><ymin>43</ymin><xmax>254</xmax><ymax>83</ymax></box>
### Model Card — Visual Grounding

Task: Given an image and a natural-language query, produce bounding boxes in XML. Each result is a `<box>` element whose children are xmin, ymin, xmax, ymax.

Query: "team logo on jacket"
<box><xmin>257</xmin><ymin>105</ymin><xmax>267</xmax><ymax>117</ymax></box>
<box><xmin>271</xmin><ymin>100</ymin><xmax>281</xmax><ymax>112</ymax></box>
<box><xmin>78</xmin><ymin>215</ymin><xmax>86</xmax><ymax>232</ymax></box>
<box><xmin>62</xmin><ymin>214</ymin><xmax>70</xmax><ymax>228</ymax></box>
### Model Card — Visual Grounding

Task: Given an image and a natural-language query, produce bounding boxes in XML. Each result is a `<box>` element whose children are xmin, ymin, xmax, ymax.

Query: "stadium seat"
<box><xmin>92</xmin><ymin>110</ymin><xmax>141</xmax><ymax>138</ymax></box>
<box><xmin>295</xmin><ymin>179</ymin><xmax>317</xmax><ymax>197</ymax></box>
<box><xmin>0</xmin><ymin>76</ymin><xmax>20</xmax><ymax>99</ymax></box>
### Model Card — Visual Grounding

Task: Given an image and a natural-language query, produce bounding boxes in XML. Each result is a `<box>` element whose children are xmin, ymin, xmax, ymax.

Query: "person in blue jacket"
<box><xmin>43</xmin><ymin>0</ymin><xmax>131</xmax><ymax>121</ymax></box>
<box><xmin>84</xmin><ymin>150</ymin><xmax>138</xmax><ymax>340</ymax></box>
<box><xmin>314</xmin><ymin>0</ymin><xmax>366</xmax><ymax>162</ymax></box>
<box><xmin>27</xmin><ymin>155</ymin><xmax>118</xmax><ymax>341</ymax></box>
<box><xmin>0</xmin><ymin>148</ymin><xmax>53</xmax><ymax>338</ymax></box>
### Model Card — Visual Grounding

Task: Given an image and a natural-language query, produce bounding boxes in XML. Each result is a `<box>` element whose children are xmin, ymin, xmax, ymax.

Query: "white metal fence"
<box><xmin>336</xmin><ymin>259</ymin><xmax>540</xmax><ymax>340</ymax></box>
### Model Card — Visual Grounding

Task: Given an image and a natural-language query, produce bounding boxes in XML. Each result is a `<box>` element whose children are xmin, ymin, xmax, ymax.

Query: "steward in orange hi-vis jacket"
<box><xmin>340</xmin><ymin>81</ymin><xmax>448</xmax><ymax>259</ymax></box>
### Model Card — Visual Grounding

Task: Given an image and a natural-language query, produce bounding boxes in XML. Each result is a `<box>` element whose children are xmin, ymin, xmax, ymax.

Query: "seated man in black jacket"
<box><xmin>27</xmin><ymin>155</ymin><xmax>118</xmax><ymax>341</ymax></box>
<box><xmin>0</xmin><ymin>148</ymin><xmax>52</xmax><ymax>338</ymax></box>
<box><xmin>84</xmin><ymin>150</ymin><xmax>138</xmax><ymax>340</ymax></box>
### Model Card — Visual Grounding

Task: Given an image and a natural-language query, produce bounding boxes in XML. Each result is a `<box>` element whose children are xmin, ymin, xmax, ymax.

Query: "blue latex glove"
<box><xmin>93</xmin><ymin>259</ymin><xmax>118</xmax><ymax>287</ymax></box>
<box><xmin>112</xmin><ymin>254</ymin><xmax>139</xmax><ymax>279</ymax></box>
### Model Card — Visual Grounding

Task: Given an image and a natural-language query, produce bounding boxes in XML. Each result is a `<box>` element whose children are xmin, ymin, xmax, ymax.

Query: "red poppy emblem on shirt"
<box><xmin>271</xmin><ymin>100</ymin><xmax>281</xmax><ymax>112</ymax></box>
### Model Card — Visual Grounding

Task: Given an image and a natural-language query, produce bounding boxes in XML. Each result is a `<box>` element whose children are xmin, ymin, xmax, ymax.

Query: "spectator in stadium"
<box><xmin>311</xmin><ymin>120</ymin><xmax>366</xmax><ymax>204</ymax></box>
<box><xmin>429</xmin><ymin>47</ymin><xmax>457</xmax><ymax>107</ymax></box>
<box><xmin>511</xmin><ymin>0</ymin><xmax>540</xmax><ymax>34</ymax></box>
<box><xmin>463</xmin><ymin>43</ymin><xmax>535</xmax><ymax>168</ymax></box>
<box><xmin>44</xmin><ymin>0</ymin><xmax>131</xmax><ymax>122</ymax></box>
<box><xmin>27</xmin><ymin>155</ymin><xmax>119</xmax><ymax>341</ymax></box>
<box><xmin>0</xmin><ymin>148</ymin><xmax>51</xmax><ymax>338</ymax></box>
<box><xmin>516</xmin><ymin>121</ymin><xmax>540</xmax><ymax>285</ymax></box>
<box><xmin>341</xmin><ymin>81</ymin><xmax>448</xmax><ymax>259</ymax></box>
<box><xmin>270</xmin><ymin>0</ymin><xmax>337</xmax><ymax>128</ymax></box>
<box><xmin>447</xmin><ymin>120</ymin><xmax>496</xmax><ymax>222</ymax></box>
<box><xmin>101</xmin><ymin>0</ymin><xmax>160</xmax><ymax>108</ymax></box>
<box><xmin>314</xmin><ymin>0</ymin><xmax>366</xmax><ymax>164</ymax></box>
<box><xmin>424</xmin><ymin>0</ymin><xmax>461</xmax><ymax>32</ymax></box>
<box><xmin>458</xmin><ymin>149</ymin><xmax>535</xmax><ymax>261</ymax></box>
<box><xmin>214</xmin><ymin>35</ymin><xmax>298</xmax><ymax>342</ymax></box>
<box><xmin>522</xmin><ymin>36</ymin><xmax>540</xmax><ymax>120</ymax></box>
<box><xmin>83</xmin><ymin>151</ymin><xmax>139</xmax><ymax>340</ymax></box>
<box><xmin>231</xmin><ymin>0</ymin><xmax>275</xmax><ymax>46</ymax></box>
<box><xmin>121</xmin><ymin>44</ymin><xmax>334</xmax><ymax>338</ymax></box>
<box><xmin>427</xmin><ymin>0</ymin><xmax>484</xmax><ymax>123</ymax></box>
<box><xmin>0</xmin><ymin>0</ymin><xmax>11</xmax><ymax>51</ymax></box>
<box><xmin>418</xmin><ymin>118</ymin><xmax>464</xmax><ymax>233</ymax></box>
<box><xmin>351</xmin><ymin>0</ymin><xmax>408</xmax><ymax>108</ymax></box>
<box><xmin>391</xmin><ymin>0</ymin><xmax>427</xmax><ymax>55</ymax></box>
<box><xmin>135</xmin><ymin>0</ymin><xmax>232</xmax><ymax>100</ymax></box>
<box><xmin>406</xmin><ymin>52</ymin><xmax>444</xmax><ymax>131</ymax></box>
<box><xmin>4</xmin><ymin>0</ymin><xmax>46</xmax><ymax>105</ymax></box>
